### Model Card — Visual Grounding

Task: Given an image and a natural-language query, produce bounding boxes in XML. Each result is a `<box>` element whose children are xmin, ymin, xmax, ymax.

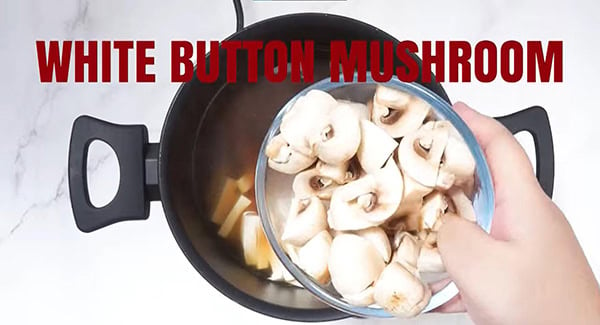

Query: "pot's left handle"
<box><xmin>68</xmin><ymin>116</ymin><xmax>160</xmax><ymax>233</ymax></box>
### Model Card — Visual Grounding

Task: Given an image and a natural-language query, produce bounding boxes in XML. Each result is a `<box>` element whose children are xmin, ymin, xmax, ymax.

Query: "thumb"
<box><xmin>437</xmin><ymin>215</ymin><xmax>504</xmax><ymax>292</ymax></box>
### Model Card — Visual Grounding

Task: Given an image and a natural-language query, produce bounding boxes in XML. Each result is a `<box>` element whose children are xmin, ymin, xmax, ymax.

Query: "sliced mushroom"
<box><xmin>403</xmin><ymin>212</ymin><xmax>423</xmax><ymax>232</ymax></box>
<box><xmin>423</xmin><ymin>231</ymin><xmax>437</xmax><ymax>248</ymax></box>
<box><xmin>266</xmin><ymin>134</ymin><xmax>317</xmax><ymax>174</ymax></box>
<box><xmin>398</xmin><ymin>126</ymin><xmax>454</xmax><ymax>190</ymax></box>
<box><xmin>328</xmin><ymin>159</ymin><xmax>403</xmax><ymax>230</ymax></box>
<box><xmin>371</xmin><ymin>86</ymin><xmax>431</xmax><ymax>138</ymax></box>
<box><xmin>310</xmin><ymin>104</ymin><xmax>362</xmax><ymax>165</ymax></box>
<box><xmin>401</xmin><ymin>173</ymin><xmax>433</xmax><ymax>205</ymax></box>
<box><xmin>357</xmin><ymin>227</ymin><xmax>392</xmax><ymax>263</ymax></box>
<box><xmin>419</xmin><ymin>122</ymin><xmax>450</xmax><ymax>164</ymax></box>
<box><xmin>297</xmin><ymin>230</ymin><xmax>332</xmax><ymax>284</ymax></box>
<box><xmin>421</xmin><ymin>191</ymin><xmax>449</xmax><ymax>230</ymax></box>
<box><xmin>315</xmin><ymin>160</ymin><xmax>351</xmax><ymax>184</ymax></box>
<box><xmin>281</xmin><ymin>197</ymin><xmax>327</xmax><ymax>246</ymax></box>
<box><xmin>393</xmin><ymin>197</ymin><xmax>423</xmax><ymax>221</ymax></box>
<box><xmin>418</xmin><ymin>246</ymin><xmax>445</xmax><ymax>273</ymax></box>
<box><xmin>441</xmin><ymin>136</ymin><xmax>476</xmax><ymax>183</ymax></box>
<box><xmin>328</xmin><ymin>234</ymin><xmax>385</xmax><ymax>296</ymax></box>
<box><xmin>293</xmin><ymin>168</ymin><xmax>340</xmax><ymax>200</ymax></box>
<box><xmin>344</xmin><ymin>285</ymin><xmax>375</xmax><ymax>307</ymax></box>
<box><xmin>373</xmin><ymin>262</ymin><xmax>432</xmax><ymax>317</ymax></box>
<box><xmin>382</xmin><ymin>216</ymin><xmax>407</xmax><ymax>239</ymax></box>
<box><xmin>448</xmin><ymin>188</ymin><xmax>476</xmax><ymax>222</ymax></box>
<box><xmin>375</xmin><ymin>85</ymin><xmax>412</xmax><ymax>107</ymax></box>
<box><xmin>338</xmin><ymin>99</ymin><xmax>370</xmax><ymax>120</ymax></box>
<box><xmin>392</xmin><ymin>232</ymin><xmax>421</xmax><ymax>273</ymax></box>
<box><xmin>280</xmin><ymin>90</ymin><xmax>337</xmax><ymax>156</ymax></box>
<box><xmin>356</xmin><ymin>120</ymin><xmax>398</xmax><ymax>174</ymax></box>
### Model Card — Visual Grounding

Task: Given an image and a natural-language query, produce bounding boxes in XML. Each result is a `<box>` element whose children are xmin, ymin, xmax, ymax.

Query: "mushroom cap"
<box><xmin>356</xmin><ymin>120</ymin><xmax>399</xmax><ymax>174</ymax></box>
<box><xmin>337</xmin><ymin>99</ymin><xmax>370</xmax><ymax>120</ymax></box>
<box><xmin>266</xmin><ymin>134</ymin><xmax>317</xmax><ymax>174</ymax></box>
<box><xmin>373</xmin><ymin>262</ymin><xmax>432</xmax><ymax>317</ymax></box>
<box><xmin>292</xmin><ymin>167</ymin><xmax>340</xmax><ymax>200</ymax></box>
<box><xmin>297</xmin><ymin>230</ymin><xmax>332</xmax><ymax>284</ymax></box>
<box><xmin>328</xmin><ymin>159</ymin><xmax>403</xmax><ymax>230</ymax></box>
<box><xmin>401</xmin><ymin>173</ymin><xmax>433</xmax><ymax>204</ymax></box>
<box><xmin>403</xmin><ymin>212</ymin><xmax>424</xmax><ymax>232</ymax></box>
<box><xmin>328</xmin><ymin>234</ymin><xmax>386</xmax><ymax>296</ymax></box>
<box><xmin>421</xmin><ymin>191</ymin><xmax>449</xmax><ymax>230</ymax></box>
<box><xmin>310</xmin><ymin>103</ymin><xmax>362</xmax><ymax>165</ymax></box>
<box><xmin>441</xmin><ymin>136</ymin><xmax>476</xmax><ymax>182</ymax></box>
<box><xmin>281</xmin><ymin>196</ymin><xmax>327</xmax><ymax>246</ymax></box>
<box><xmin>375</xmin><ymin>85</ymin><xmax>412</xmax><ymax>107</ymax></box>
<box><xmin>344</xmin><ymin>285</ymin><xmax>375</xmax><ymax>307</ymax></box>
<box><xmin>356</xmin><ymin>227</ymin><xmax>392</xmax><ymax>263</ymax></box>
<box><xmin>397</xmin><ymin>124</ymin><xmax>452</xmax><ymax>189</ymax></box>
<box><xmin>371</xmin><ymin>86</ymin><xmax>431</xmax><ymax>138</ymax></box>
<box><xmin>392</xmin><ymin>232</ymin><xmax>421</xmax><ymax>272</ymax></box>
<box><xmin>448</xmin><ymin>188</ymin><xmax>476</xmax><ymax>222</ymax></box>
<box><xmin>417</xmin><ymin>246</ymin><xmax>445</xmax><ymax>273</ymax></box>
<box><xmin>280</xmin><ymin>90</ymin><xmax>337</xmax><ymax>156</ymax></box>
<box><xmin>315</xmin><ymin>160</ymin><xmax>350</xmax><ymax>184</ymax></box>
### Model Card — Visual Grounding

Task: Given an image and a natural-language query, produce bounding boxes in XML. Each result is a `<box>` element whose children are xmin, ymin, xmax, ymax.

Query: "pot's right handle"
<box><xmin>68</xmin><ymin>116</ymin><xmax>160</xmax><ymax>233</ymax></box>
<box><xmin>495</xmin><ymin>106</ymin><xmax>555</xmax><ymax>198</ymax></box>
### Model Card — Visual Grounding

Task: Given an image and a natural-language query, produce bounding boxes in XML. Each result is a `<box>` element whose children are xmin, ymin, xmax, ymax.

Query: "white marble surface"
<box><xmin>1</xmin><ymin>0</ymin><xmax>599</xmax><ymax>324</ymax></box>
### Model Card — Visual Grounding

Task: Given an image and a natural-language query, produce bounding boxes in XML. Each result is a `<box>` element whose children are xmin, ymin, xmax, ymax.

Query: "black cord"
<box><xmin>233</xmin><ymin>0</ymin><xmax>244</xmax><ymax>32</ymax></box>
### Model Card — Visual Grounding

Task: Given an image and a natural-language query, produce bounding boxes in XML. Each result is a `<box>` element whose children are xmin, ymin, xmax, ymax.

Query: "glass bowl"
<box><xmin>255</xmin><ymin>75</ymin><xmax>495</xmax><ymax>318</ymax></box>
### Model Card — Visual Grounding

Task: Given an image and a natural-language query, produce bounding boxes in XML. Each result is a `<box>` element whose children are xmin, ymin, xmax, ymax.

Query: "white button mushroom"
<box><xmin>337</xmin><ymin>99</ymin><xmax>370</xmax><ymax>120</ymax></box>
<box><xmin>264</xmin><ymin>88</ymin><xmax>480</xmax><ymax>316</ymax></box>
<box><xmin>441</xmin><ymin>136</ymin><xmax>476</xmax><ymax>183</ymax></box>
<box><xmin>315</xmin><ymin>160</ymin><xmax>351</xmax><ymax>184</ymax></box>
<box><xmin>373</xmin><ymin>262</ymin><xmax>432</xmax><ymax>317</ymax></box>
<box><xmin>392</xmin><ymin>232</ymin><xmax>421</xmax><ymax>273</ymax></box>
<box><xmin>309</xmin><ymin>103</ymin><xmax>362</xmax><ymax>165</ymax></box>
<box><xmin>328</xmin><ymin>234</ymin><xmax>386</xmax><ymax>297</ymax></box>
<box><xmin>448</xmin><ymin>188</ymin><xmax>476</xmax><ymax>222</ymax></box>
<box><xmin>356</xmin><ymin>120</ymin><xmax>399</xmax><ymax>174</ymax></box>
<box><xmin>266</xmin><ymin>134</ymin><xmax>317</xmax><ymax>174</ymax></box>
<box><xmin>356</xmin><ymin>227</ymin><xmax>392</xmax><ymax>263</ymax></box>
<box><xmin>281</xmin><ymin>196</ymin><xmax>327</xmax><ymax>246</ymax></box>
<box><xmin>421</xmin><ymin>191</ymin><xmax>449</xmax><ymax>230</ymax></box>
<box><xmin>292</xmin><ymin>168</ymin><xmax>340</xmax><ymax>200</ymax></box>
<box><xmin>417</xmin><ymin>245</ymin><xmax>445</xmax><ymax>273</ymax></box>
<box><xmin>328</xmin><ymin>159</ymin><xmax>403</xmax><ymax>230</ymax></box>
<box><xmin>371</xmin><ymin>85</ymin><xmax>431</xmax><ymax>138</ymax></box>
<box><xmin>280</xmin><ymin>90</ymin><xmax>338</xmax><ymax>157</ymax></box>
<box><xmin>397</xmin><ymin>124</ymin><xmax>454</xmax><ymax>190</ymax></box>
<box><xmin>297</xmin><ymin>230</ymin><xmax>333</xmax><ymax>284</ymax></box>
<box><xmin>344</xmin><ymin>285</ymin><xmax>375</xmax><ymax>307</ymax></box>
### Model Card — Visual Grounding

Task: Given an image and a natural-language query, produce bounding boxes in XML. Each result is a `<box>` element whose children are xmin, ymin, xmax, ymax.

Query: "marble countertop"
<box><xmin>1</xmin><ymin>0</ymin><xmax>599</xmax><ymax>324</ymax></box>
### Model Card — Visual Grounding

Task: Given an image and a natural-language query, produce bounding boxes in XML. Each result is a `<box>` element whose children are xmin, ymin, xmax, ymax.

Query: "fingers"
<box><xmin>453</xmin><ymin>102</ymin><xmax>538</xmax><ymax>205</ymax></box>
<box><xmin>437</xmin><ymin>215</ymin><xmax>502</xmax><ymax>293</ymax></box>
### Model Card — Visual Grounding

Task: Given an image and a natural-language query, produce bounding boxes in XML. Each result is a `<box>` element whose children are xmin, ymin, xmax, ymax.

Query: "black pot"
<box><xmin>68</xmin><ymin>13</ymin><xmax>555</xmax><ymax>321</ymax></box>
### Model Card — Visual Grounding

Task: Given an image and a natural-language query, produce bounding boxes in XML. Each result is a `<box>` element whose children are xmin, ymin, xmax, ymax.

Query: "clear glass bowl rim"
<box><xmin>255</xmin><ymin>74</ymin><xmax>495</xmax><ymax>318</ymax></box>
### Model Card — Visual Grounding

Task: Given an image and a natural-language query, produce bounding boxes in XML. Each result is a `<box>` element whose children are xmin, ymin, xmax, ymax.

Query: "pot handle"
<box><xmin>68</xmin><ymin>116</ymin><xmax>160</xmax><ymax>233</ymax></box>
<box><xmin>495</xmin><ymin>106</ymin><xmax>555</xmax><ymax>198</ymax></box>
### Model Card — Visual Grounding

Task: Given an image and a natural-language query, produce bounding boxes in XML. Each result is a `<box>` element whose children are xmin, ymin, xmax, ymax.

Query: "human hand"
<box><xmin>436</xmin><ymin>102</ymin><xmax>600</xmax><ymax>324</ymax></box>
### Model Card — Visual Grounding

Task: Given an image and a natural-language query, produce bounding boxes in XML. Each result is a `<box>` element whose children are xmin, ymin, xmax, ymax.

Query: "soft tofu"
<box><xmin>255</xmin><ymin>227</ymin><xmax>271</xmax><ymax>270</ymax></box>
<box><xmin>212</xmin><ymin>178</ymin><xmax>240</xmax><ymax>224</ymax></box>
<box><xmin>241</xmin><ymin>212</ymin><xmax>260</xmax><ymax>266</ymax></box>
<box><xmin>218</xmin><ymin>195</ymin><xmax>251</xmax><ymax>238</ymax></box>
<box><xmin>236</xmin><ymin>172</ymin><xmax>254</xmax><ymax>194</ymax></box>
